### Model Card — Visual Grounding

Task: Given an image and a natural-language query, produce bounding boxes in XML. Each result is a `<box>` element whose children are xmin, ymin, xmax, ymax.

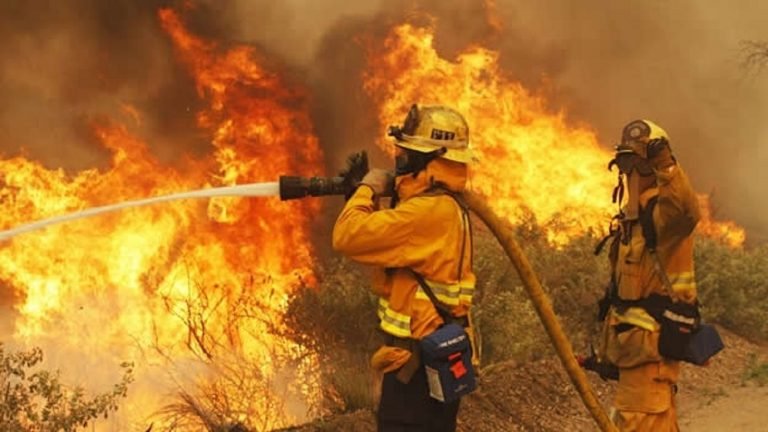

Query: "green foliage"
<box><xmin>472</xmin><ymin>217</ymin><xmax>607</xmax><ymax>365</ymax></box>
<box><xmin>0</xmin><ymin>344</ymin><xmax>133</xmax><ymax>432</ymax></box>
<box><xmin>741</xmin><ymin>353</ymin><xmax>768</xmax><ymax>386</ymax></box>
<box><xmin>695</xmin><ymin>238</ymin><xmax>768</xmax><ymax>341</ymax></box>
<box><xmin>474</xmin><ymin>288</ymin><xmax>550</xmax><ymax>365</ymax></box>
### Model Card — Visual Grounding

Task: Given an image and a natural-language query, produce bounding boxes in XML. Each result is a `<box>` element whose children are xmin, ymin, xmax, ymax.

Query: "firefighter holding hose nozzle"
<box><xmin>332</xmin><ymin>104</ymin><xmax>478</xmax><ymax>432</ymax></box>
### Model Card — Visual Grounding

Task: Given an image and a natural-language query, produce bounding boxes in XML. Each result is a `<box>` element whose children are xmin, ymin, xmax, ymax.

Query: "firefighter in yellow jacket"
<box><xmin>597</xmin><ymin>120</ymin><xmax>701</xmax><ymax>431</ymax></box>
<box><xmin>333</xmin><ymin>104</ymin><xmax>475</xmax><ymax>432</ymax></box>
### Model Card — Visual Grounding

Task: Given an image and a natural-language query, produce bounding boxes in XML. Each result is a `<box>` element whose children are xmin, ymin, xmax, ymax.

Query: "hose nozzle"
<box><xmin>280</xmin><ymin>150</ymin><xmax>376</xmax><ymax>201</ymax></box>
<box><xmin>279</xmin><ymin>176</ymin><xmax>348</xmax><ymax>200</ymax></box>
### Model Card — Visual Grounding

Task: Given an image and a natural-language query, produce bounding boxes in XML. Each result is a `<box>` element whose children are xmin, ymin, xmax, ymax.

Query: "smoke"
<box><xmin>1</xmin><ymin>1</ymin><xmax>765</xmax><ymax>231</ymax></box>
<box><xmin>487</xmin><ymin>1</ymin><xmax>768</xmax><ymax>239</ymax></box>
<box><xmin>226</xmin><ymin>0</ymin><xmax>768</xmax><ymax>238</ymax></box>
<box><xmin>0</xmin><ymin>0</ymin><xmax>211</xmax><ymax>170</ymax></box>
<box><xmin>0</xmin><ymin>0</ymin><xmax>765</xmax><ymax>426</ymax></box>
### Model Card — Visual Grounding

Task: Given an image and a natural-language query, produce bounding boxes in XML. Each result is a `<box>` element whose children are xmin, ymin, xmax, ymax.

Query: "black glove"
<box><xmin>578</xmin><ymin>354</ymin><xmax>619</xmax><ymax>381</ymax></box>
<box><xmin>647</xmin><ymin>138</ymin><xmax>675</xmax><ymax>169</ymax></box>
<box><xmin>338</xmin><ymin>151</ymin><xmax>370</xmax><ymax>200</ymax></box>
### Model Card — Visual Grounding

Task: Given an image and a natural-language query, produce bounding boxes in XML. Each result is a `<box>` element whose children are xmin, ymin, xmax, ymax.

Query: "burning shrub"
<box><xmin>157</xmin><ymin>353</ymin><xmax>304</xmax><ymax>432</ymax></box>
<box><xmin>284</xmin><ymin>257</ymin><xmax>381</xmax><ymax>414</ymax></box>
<box><xmin>0</xmin><ymin>344</ymin><xmax>133</xmax><ymax>432</ymax></box>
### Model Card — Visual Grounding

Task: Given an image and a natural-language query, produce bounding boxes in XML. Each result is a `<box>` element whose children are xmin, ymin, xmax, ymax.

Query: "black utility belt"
<box><xmin>611</xmin><ymin>293</ymin><xmax>682</xmax><ymax>317</ymax></box>
<box><xmin>382</xmin><ymin>333</ymin><xmax>417</xmax><ymax>351</ymax></box>
<box><xmin>610</xmin><ymin>296</ymin><xmax>723</xmax><ymax>366</ymax></box>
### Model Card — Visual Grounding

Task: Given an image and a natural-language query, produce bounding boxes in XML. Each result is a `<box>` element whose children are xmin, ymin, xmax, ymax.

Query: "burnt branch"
<box><xmin>741</xmin><ymin>40</ymin><xmax>768</xmax><ymax>72</ymax></box>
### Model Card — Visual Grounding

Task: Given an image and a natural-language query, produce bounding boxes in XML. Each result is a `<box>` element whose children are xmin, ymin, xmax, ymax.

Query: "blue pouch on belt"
<box><xmin>420</xmin><ymin>323</ymin><xmax>476</xmax><ymax>403</ymax></box>
<box><xmin>685</xmin><ymin>323</ymin><xmax>724</xmax><ymax>366</ymax></box>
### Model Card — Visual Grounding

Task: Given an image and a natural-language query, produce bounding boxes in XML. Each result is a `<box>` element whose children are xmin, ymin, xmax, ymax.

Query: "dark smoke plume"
<box><xmin>1</xmin><ymin>0</ymin><xmax>766</xmax><ymax>237</ymax></box>
<box><xmin>488</xmin><ymin>1</ymin><xmax>768</xmax><ymax>239</ymax></box>
<box><xmin>0</xmin><ymin>0</ymin><xmax>214</xmax><ymax>170</ymax></box>
<box><xmin>231</xmin><ymin>0</ymin><xmax>768</xmax><ymax>239</ymax></box>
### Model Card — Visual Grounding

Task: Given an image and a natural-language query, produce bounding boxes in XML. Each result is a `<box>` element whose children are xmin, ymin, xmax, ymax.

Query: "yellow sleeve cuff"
<box><xmin>354</xmin><ymin>184</ymin><xmax>376</xmax><ymax>199</ymax></box>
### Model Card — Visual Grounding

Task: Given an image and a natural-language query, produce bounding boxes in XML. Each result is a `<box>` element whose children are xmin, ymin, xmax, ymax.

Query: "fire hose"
<box><xmin>461</xmin><ymin>192</ymin><xmax>617</xmax><ymax>432</ymax></box>
<box><xmin>279</xmin><ymin>151</ymin><xmax>618</xmax><ymax>432</ymax></box>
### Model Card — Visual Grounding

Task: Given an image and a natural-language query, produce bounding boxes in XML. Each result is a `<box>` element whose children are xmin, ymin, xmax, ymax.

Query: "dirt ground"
<box><xmin>285</xmin><ymin>327</ymin><xmax>768</xmax><ymax>431</ymax></box>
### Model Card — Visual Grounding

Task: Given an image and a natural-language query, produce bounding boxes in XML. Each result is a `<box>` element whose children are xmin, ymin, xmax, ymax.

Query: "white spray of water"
<box><xmin>0</xmin><ymin>182</ymin><xmax>281</xmax><ymax>241</ymax></box>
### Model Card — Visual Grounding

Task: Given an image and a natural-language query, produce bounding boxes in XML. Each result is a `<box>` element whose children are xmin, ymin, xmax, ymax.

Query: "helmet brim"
<box><xmin>395</xmin><ymin>141</ymin><xmax>475</xmax><ymax>163</ymax></box>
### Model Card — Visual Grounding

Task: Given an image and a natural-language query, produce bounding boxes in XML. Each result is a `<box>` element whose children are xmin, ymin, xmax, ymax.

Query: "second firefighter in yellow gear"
<box><xmin>597</xmin><ymin>119</ymin><xmax>701</xmax><ymax>432</ymax></box>
<box><xmin>333</xmin><ymin>104</ymin><xmax>475</xmax><ymax>432</ymax></box>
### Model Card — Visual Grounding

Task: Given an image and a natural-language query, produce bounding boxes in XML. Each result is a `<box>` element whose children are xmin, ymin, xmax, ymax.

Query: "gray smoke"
<box><xmin>1</xmin><ymin>0</ymin><xmax>765</xmax><ymax>238</ymax></box>
<box><xmin>0</xmin><ymin>0</ymin><xmax>211</xmax><ymax>170</ymax></box>
<box><xmin>300</xmin><ymin>0</ymin><xmax>768</xmax><ymax>240</ymax></box>
<box><xmin>489</xmin><ymin>1</ymin><xmax>768</xmax><ymax>240</ymax></box>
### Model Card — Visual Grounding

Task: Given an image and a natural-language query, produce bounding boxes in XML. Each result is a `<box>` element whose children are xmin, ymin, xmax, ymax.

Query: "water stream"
<box><xmin>0</xmin><ymin>182</ymin><xmax>281</xmax><ymax>241</ymax></box>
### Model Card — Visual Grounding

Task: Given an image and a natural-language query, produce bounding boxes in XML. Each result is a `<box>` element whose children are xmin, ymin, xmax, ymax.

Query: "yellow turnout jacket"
<box><xmin>600</xmin><ymin>163</ymin><xmax>701</xmax><ymax>413</ymax></box>
<box><xmin>333</xmin><ymin>159</ymin><xmax>475</xmax><ymax>373</ymax></box>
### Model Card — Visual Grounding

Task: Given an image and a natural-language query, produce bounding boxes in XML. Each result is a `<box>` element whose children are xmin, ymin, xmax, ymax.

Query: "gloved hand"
<box><xmin>647</xmin><ymin>138</ymin><xmax>675</xmax><ymax>170</ymax></box>
<box><xmin>360</xmin><ymin>169</ymin><xmax>394</xmax><ymax>196</ymax></box>
<box><xmin>339</xmin><ymin>151</ymin><xmax>370</xmax><ymax>200</ymax></box>
<box><xmin>339</xmin><ymin>151</ymin><xmax>369</xmax><ymax>186</ymax></box>
<box><xmin>577</xmin><ymin>354</ymin><xmax>619</xmax><ymax>381</ymax></box>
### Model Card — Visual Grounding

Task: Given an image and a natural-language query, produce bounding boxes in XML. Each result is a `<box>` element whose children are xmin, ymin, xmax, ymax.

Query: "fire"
<box><xmin>697</xmin><ymin>195</ymin><xmax>746</xmax><ymax>248</ymax></box>
<box><xmin>363</xmin><ymin>23</ymin><xmax>746</xmax><ymax>248</ymax></box>
<box><xmin>0</xmin><ymin>8</ymin><xmax>749</xmax><ymax>430</ymax></box>
<box><xmin>0</xmin><ymin>7</ymin><xmax>322</xmax><ymax>431</ymax></box>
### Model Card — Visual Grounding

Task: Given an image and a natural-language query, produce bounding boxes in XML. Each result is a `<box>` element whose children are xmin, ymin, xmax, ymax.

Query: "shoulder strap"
<box><xmin>409</xmin><ymin>184</ymin><xmax>472</xmax><ymax>322</ymax></box>
<box><xmin>640</xmin><ymin>196</ymin><xmax>659</xmax><ymax>251</ymax></box>
<box><xmin>639</xmin><ymin>196</ymin><xmax>677</xmax><ymax>300</ymax></box>
<box><xmin>408</xmin><ymin>268</ymin><xmax>454</xmax><ymax>323</ymax></box>
<box><xmin>594</xmin><ymin>216</ymin><xmax>622</xmax><ymax>317</ymax></box>
<box><xmin>423</xmin><ymin>184</ymin><xmax>474</xmax><ymax>282</ymax></box>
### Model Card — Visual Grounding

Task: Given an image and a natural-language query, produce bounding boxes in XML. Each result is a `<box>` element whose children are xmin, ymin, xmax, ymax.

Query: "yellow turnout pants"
<box><xmin>612</xmin><ymin>361</ymin><xmax>680</xmax><ymax>432</ymax></box>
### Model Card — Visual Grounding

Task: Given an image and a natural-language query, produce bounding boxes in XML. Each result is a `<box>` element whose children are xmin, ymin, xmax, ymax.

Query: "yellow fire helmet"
<box><xmin>616</xmin><ymin>119</ymin><xmax>669</xmax><ymax>159</ymax></box>
<box><xmin>388</xmin><ymin>104</ymin><xmax>474</xmax><ymax>164</ymax></box>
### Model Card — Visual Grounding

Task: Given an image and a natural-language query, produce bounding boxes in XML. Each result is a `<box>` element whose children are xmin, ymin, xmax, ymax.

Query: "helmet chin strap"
<box><xmin>612</xmin><ymin>171</ymin><xmax>624</xmax><ymax>210</ymax></box>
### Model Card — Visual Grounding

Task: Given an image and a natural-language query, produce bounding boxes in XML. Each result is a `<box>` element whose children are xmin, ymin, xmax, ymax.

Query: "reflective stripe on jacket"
<box><xmin>332</xmin><ymin>158</ymin><xmax>475</xmax><ymax>372</ymax></box>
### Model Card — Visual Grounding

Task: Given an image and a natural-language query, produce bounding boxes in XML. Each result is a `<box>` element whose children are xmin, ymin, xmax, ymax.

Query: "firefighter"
<box><xmin>596</xmin><ymin>120</ymin><xmax>701</xmax><ymax>431</ymax></box>
<box><xmin>332</xmin><ymin>104</ymin><xmax>476</xmax><ymax>432</ymax></box>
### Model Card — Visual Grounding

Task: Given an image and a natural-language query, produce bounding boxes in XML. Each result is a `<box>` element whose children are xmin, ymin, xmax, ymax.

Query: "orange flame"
<box><xmin>0</xmin><ymin>8</ymin><xmax>323</xmax><ymax>430</ymax></box>
<box><xmin>363</xmin><ymin>23</ymin><xmax>746</xmax><ymax>248</ymax></box>
<box><xmin>696</xmin><ymin>194</ymin><xmax>746</xmax><ymax>248</ymax></box>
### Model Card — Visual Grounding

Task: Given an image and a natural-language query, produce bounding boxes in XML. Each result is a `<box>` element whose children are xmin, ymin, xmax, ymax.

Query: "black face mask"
<box><xmin>395</xmin><ymin>152</ymin><xmax>412</xmax><ymax>176</ymax></box>
<box><xmin>394</xmin><ymin>148</ymin><xmax>447</xmax><ymax>177</ymax></box>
